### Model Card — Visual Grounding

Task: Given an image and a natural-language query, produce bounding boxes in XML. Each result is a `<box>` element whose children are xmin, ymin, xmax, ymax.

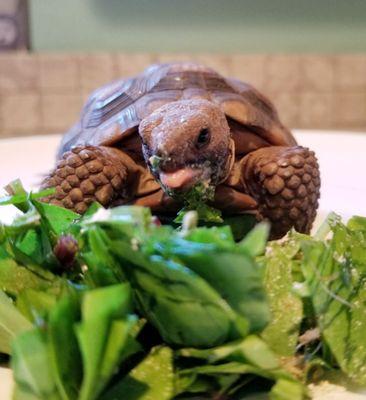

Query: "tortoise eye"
<box><xmin>196</xmin><ymin>128</ymin><xmax>211</xmax><ymax>149</ymax></box>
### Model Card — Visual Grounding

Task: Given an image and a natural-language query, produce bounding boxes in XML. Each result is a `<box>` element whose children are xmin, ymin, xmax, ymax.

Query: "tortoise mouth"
<box><xmin>159</xmin><ymin>165</ymin><xmax>210</xmax><ymax>192</ymax></box>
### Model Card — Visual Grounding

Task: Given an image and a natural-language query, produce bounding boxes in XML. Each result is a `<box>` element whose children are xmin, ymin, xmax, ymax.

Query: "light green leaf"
<box><xmin>81</xmin><ymin>205</ymin><xmax>152</xmax><ymax>241</ymax></box>
<box><xmin>32</xmin><ymin>200</ymin><xmax>79</xmax><ymax>236</ymax></box>
<box><xmin>16</xmin><ymin>289</ymin><xmax>57</xmax><ymax>323</ymax></box>
<box><xmin>82</xmin><ymin>227</ymin><xmax>125</xmax><ymax>287</ymax></box>
<box><xmin>239</xmin><ymin>222</ymin><xmax>270</xmax><ymax>257</ymax></box>
<box><xmin>76</xmin><ymin>284</ymin><xmax>134</xmax><ymax>400</ymax></box>
<box><xmin>99</xmin><ymin>318</ymin><xmax>137</xmax><ymax>384</ymax></box>
<box><xmin>301</xmin><ymin>220</ymin><xmax>366</xmax><ymax>385</ymax></box>
<box><xmin>47</xmin><ymin>293</ymin><xmax>82</xmax><ymax>400</ymax></box>
<box><xmin>0</xmin><ymin>258</ymin><xmax>54</xmax><ymax>297</ymax></box>
<box><xmin>262</xmin><ymin>241</ymin><xmax>303</xmax><ymax>356</ymax></box>
<box><xmin>0</xmin><ymin>290</ymin><xmax>32</xmax><ymax>354</ymax></box>
<box><xmin>347</xmin><ymin>215</ymin><xmax>366</xmax><ymax>232</ymax></box>
<box><xmin>102</xmin><ymin>346</ymin><xmax>173</xmax><ymax>400</ymax></box>
<box><xmin>11</xmin><ymin>329</ymin><xmax>61</xmax><ymax>400</ymax></box>
<box><xmin>270</xmin><ymin>378</ymin><xmax>308</xmax><ymax>400</ymax></box>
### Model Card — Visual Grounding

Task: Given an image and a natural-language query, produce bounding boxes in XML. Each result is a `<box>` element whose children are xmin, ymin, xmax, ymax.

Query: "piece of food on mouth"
<box><xmin>41</xmin><ymin>61</ymin><xmax>320</xmax><ymax>238</ymax></box>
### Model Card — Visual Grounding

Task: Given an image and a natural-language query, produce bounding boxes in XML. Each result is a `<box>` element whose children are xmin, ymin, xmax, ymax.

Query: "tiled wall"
<box><xmin>0</xmin><ymin>52</ymin><xmax>366</xmax><ymax>138</ymax></box>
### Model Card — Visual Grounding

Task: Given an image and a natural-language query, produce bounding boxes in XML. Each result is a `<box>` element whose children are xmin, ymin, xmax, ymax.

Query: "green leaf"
<box><xmin>0</xmin><ymin>290</ymin><xmax>32</xmax><ymax>354</ymax></box>
<box><xmin>47</xmin><ymin>292</ymin><xmax>82</xmax><ymax>400</ymax></box>
<box><xmin>239</xmin><ymin>222</ymin><xmax>270</xmax><ymax>257</ymax></box>
<box><xmin>179</xmin><ymin>335</ymin><xmax>284</xmax><ymax>374</ymax></box>
<box><xmin>13</xmin><ymin>385</ymin><xmax>40</xmax><ymax>400</ymax></box>
<box><xmin>32</xmin><ymin>200</ymin><xmax>79</xmax><ymax>236</ymax></box>
<box><xmin>180</xmin><ymin>361</ymin><xmax>265</xmax><ymax>375</ymax></box>
<box><xmin>3</xmin><ymin>207</ymin><xmax>40</xmax><ymax>236</ymax></box>
<box><xmin>112</xmin><ymin>241</ymin><xmax>245</xmax><ymax>347</ymax></box>
<box><xmin>0</xmin><ymin>258</ymin><xmax>55</xmax><ymax>297</ymax></box>
<box><xmin>99</xmin><ymin>318</ymin><xmax>137</xmax><ymax>384</ymax></box>
<box><xmin>185</xmin><ymin>251</ymin><xmax>268</xmax><ymax>332</ymax></box>
<box><xmin>183</xmin><ymin>225</ymin><xmax>235</xmax><ymax>248</ymax></box>
<box><xmin>11</xmin><ymin>329</ymin><xmax>61</xmax><ymax>400</ymax></box>
<box><xmin>347</xmin><ymin>215</ymin><xmax>366</xmax><ymax>232</ymax></box>
<box><xmin>3</xmin><ymin>179</ymin><xmax>30</xmax><ymax>212</ymax></box>
<box><xmin>102</xmin><ymin>346</ymin><xmax>173</xmax><ymax>400</ymax></box>
<box><xmin>174</xmin><ymin>183</ymin><xmax>223</xmax><ymax>223</ymax></box>
<box><xmin>175</xmin><ymin>203</ymin><xmax>223</xmax><ymax>223</ymax></box>
<box><xmin>220</xmin><ymin>214</ymin><xmax>257</xmax><ymax>242</ymax></box>
<box><xmin>82</xmin><ymin>227</ymin><xmax>125</xmax><ymax>287</ymax></box>
<box><xmin>16</xmin><ymin>289</ymin><xmax>57</xmax><ymax>323</ymax></box>
<box><xmin>76</xmin><ymin>284</ymin><xmax>135</xmax><ymax>400</ymax></box>
<box><xmin>154</xmin><ymin>237</ymin><xmax>269</xmax><ymax>332</ymax></box>
<box><xmin>301</xmin><ymin>220</ymin><xmax>366</xmax><ymax>385</ymax></box>
<box><xmin>15</xmin><ymin>229</ymin><xmax>44</xmax><ymax>265</ymax></box>
<box><xmin>261</xmin><ymin>241</ymin><xmax>303</xmax><ymax>356</ymax></box>
<box><xmin>81</xmin><ymin>205</ymin><xmax>152</xmax><ymax>241</ymax></box>
<box><xmin>178</xmin><ymin>335</ymin><xmax>305</xmax><ymax>397</ymax></box>
<box><xmin>270</xmin><ymin>378</ymin><xmax>308</xmax><ymax>400</ymax></box>
<box><xmin>1</xmin><ymin>180</ymin><xmax>55</xmax><ymax>213</ymax></box>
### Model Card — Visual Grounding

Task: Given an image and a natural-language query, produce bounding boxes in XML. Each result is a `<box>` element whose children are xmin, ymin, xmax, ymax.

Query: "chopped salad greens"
<box><xmin>174</xmin><ymin>182</ymin><xmax>223</xmax><ymax>224</ymax></box>
<box><xmin>0</xmin><ymin>180</ymin><xmax>366</xmax><ymax>400</ymax></box>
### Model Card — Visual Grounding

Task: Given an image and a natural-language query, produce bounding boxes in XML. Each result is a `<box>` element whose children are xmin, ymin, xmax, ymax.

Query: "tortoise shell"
<box><xmin>59</xmin><ymin>62</ymin><xmax>296</xmax><ymax>157</ymax></box>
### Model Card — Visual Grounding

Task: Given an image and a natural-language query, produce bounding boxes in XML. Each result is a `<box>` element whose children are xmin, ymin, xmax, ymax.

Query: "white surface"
<box><xmin>0</xmin><ymin>368</ymin><xmax>12</xmax><ymax>399</ymax></box>
<box><xmin>0</xmin><ymin>130</ymin><xmax>366</xmax><ymax>399</ymax></box>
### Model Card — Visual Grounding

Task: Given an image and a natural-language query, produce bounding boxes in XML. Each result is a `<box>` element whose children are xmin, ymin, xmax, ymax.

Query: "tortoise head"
<box><xmin>139</xmin><ymin>99</ymin><xmax>234</xmax><ymax>196</ymax></box>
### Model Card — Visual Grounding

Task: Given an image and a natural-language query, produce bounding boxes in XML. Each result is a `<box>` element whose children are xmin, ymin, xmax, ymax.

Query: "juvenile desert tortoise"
<box><xmin>42</xmin><ymin>62</ymin><xmax>320</xmax><ymax>238</ymax></box>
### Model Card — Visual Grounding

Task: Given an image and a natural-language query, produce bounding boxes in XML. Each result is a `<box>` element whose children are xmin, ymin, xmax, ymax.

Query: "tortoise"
<box><xmin>42</xmin><ymin>62</ymin><xmax>320</xmax><ymax>239</ymax></box>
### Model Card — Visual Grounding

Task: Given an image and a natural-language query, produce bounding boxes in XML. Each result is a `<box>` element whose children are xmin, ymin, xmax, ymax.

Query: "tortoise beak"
<box><xmin>159</xmin><ymin>167</ymin><xmax>202</xmax><ymax>190</ymax></box>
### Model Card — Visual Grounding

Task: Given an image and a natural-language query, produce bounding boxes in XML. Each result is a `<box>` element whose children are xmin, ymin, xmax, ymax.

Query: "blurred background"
<box><xmin>1</xmin><ymin>0</ymin><xmax>366</xmax><ymax>137</ymax></box>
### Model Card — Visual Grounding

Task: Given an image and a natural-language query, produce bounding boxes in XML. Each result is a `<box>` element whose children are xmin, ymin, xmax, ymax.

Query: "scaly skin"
<box><xmin>240</xmin><ymin>146</ymin><xmax>320</xmax><ymax>239</ymax></box>
<box><xmin>42</xmin><ymin>146</ymin><xmax>132</xmax><ymax>213</ymax></box>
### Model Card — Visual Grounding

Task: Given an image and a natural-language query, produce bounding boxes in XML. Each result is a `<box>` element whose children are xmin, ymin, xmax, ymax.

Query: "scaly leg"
<box><xmin>239</xmin><ymin>146</ymin><xmax>320</xmax><ymax>239</ymax></box>
<box><xmin>41</xmin><ymin>146</ymin><xmax>145</xmax><ymax>213</ymax></box>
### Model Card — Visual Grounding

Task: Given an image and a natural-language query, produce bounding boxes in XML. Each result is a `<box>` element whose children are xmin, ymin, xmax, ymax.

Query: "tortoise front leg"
<box><xmin>41</xmin><ymin>146</ymin><xmax>141</xmax><ymax>213</ymax></box>
<box><xmin>239</xmin><ymin>146</ymin><xmax>320</xmax><ymax>239</ymax></box>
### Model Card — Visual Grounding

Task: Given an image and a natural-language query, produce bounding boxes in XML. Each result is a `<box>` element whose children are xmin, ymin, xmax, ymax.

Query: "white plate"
<box><xmin>0</xmin><ymin>130</ymin><xmax>366</xmax><ymax>399</ymax></box>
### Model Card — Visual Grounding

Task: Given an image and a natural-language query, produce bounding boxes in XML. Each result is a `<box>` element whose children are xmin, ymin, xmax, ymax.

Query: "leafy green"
<box><xmin>239</xmin><ymin>222</ymin><xmax>270</xmax><ymax>258</ymax></box>
<box><xmin>47</xmin><ymin>292</ymin><xmax>82</xmax><ymax>400</ymax></box>
<box><xmin>3</xmin><ymin>183</ymin><xmax>366</xmax><ymax>399</ymax></box>
<box><xmin>0</xmin><ymin>258</ymin><xmax>56</xmax><ymax>297</ymax></box>
<box><xmin>2</xmin><ymin>180</ymin><xmax>55</xmax><ymax>218</ymax></box>
<box><xmin>154</xmin><ymin>238</ymin><xmax>269</xmax><ymax>332</ymax></box>
<box><xmin>102</xmin><ymin>346</ymin><xmax>173</xmax><ymax>400</ymax></box>
<box><xmin>81</xmin><ymin>227</ymin><xmax>125</xmax><ymax>287</ymax></box>
<box><xmin>110</xmin><ymin>241</ymin><xmax>247</xmax><ymax>347</ymax></box>
<box><xmin>33</xmin><ymin>200</ymin><xmax>79</xmax><ymax>236</ymax></box>
<box><xmin>270</xmin><ymin>378</ymin><xmax>308</xmax><ymax>400</ymax></box>
<box><xmin>12</xmin><ymin>329</ymin><xmax>61</xmax><ymax>400</ymax></box>
<box><xmin>301</xmin><ymin>219</ymin><xmax>366</xmax><ymax>385</ymax></box>
<box><xmin>16</xmin><ymin>289</ymin><xmax>58</xmax><ymax>324</ymax></box>
<box><xmin>76</xmin><ymin>284</ymin><xmax>136</xmax><ymax>400</ymax></box>
<box><xmin>177</xmin><ymin>335</ymin><xmax>302</xmax><ymax>398</ymax></box>
<box><xmin>0</xmin><ymin>290</ymin><xmax>32</xmax><ymax>354</ymax></box>
<box><xmin>261</xmin><ymin>240</ymin><xmax>303</xmax><ymax>356</ymax></box>
<box><xmin>10</xmin><ymin>284</ymin><xmax>141</xmax><ymax>400</ymax></box>
<box><xmin>174</xmin><ymin>183</ymin><xmax>223</xmax><ymax>223</ymax></box>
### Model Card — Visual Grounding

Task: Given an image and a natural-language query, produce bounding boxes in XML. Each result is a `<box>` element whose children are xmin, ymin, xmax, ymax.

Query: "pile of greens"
<box><xmin>0</xmin><ymin>181</ymin><xmax>366</xmax><ymax>400</ymax></box>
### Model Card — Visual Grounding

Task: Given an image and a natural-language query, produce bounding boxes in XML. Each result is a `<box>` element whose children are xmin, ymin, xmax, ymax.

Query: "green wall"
<box><xmin>29</xmin><ymin>0</ymin><xmax>366</xmax><ymax>52</ymax></box>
